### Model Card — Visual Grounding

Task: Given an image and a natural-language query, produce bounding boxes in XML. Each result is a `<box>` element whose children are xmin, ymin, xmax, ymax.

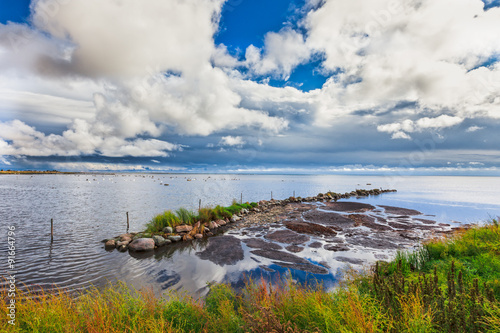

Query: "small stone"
<box><xmin>105</xmin><ymin>239</ymin><xmax>115</xmax><ymax>249</ymax></box>
<box><xmin>118</xmin><ymin>244</ymin><xmax>128</xmax><ymax>252</ymax></box>
<box><xmin>175</xmin><ymin>225</ymin><xmax>193</xmax><ymax>233</ymax></box>
<box><xmin>203</xmin><ymin>227</ymin><xmax>210</xmax><ymax>233</ymax></box>
<box><xmin>208</xmin><ymin>221</ymin><xmax>217</xmax><ymax>229</ymax></box>
<box><xmin>128</xmin><ymin>238</ymin><xmax>155</xmax><ymax>252</ymax></box>
<box><xmin>116</xmin><ymin>240</ymin><xmax>130</xmax><ymax>247</ymax></box>
<box><xmin>194</xmin><ymin>234</ymin><xmax>203</xmax><ymax>239</ymax></box>
<box><xmin>218</xmin><ymin>220</ymin><xmax>227</xmax><ymax>226</ymax></box>
<box><xmin>230</xmin><ymin>215</ymin><xmax>241</xmax><ymax>223</ymax></box>
<box><xmin>163</xmin><ymin>227</ymin><xmax>173</xmax><ymax>234</ymax></box>
<box><xmin>168</xmin><ymin>235</ymin><xmax>182</xmax><ymax>242</ymax></box>
<box><xmin>153</xmin><ymin>235</ymin><xmax>168</xmax><ymax>247</ymax></box>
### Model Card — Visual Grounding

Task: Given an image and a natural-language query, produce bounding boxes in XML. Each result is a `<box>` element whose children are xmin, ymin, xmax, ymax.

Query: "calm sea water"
<box><xmin>1</xmin><ymin>174</ymin><xmax>499</xmax><ymax>297</ymax></box>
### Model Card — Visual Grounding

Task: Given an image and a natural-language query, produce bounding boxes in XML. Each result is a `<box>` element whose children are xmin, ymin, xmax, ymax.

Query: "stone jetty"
<box><xmin>103</xmin><ymin>188</ymin><xmax>397</xmax><ymax>253</ymax></box>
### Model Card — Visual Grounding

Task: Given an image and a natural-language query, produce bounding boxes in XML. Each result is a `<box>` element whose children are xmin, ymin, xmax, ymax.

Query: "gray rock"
<box><xmin>128</xmin><ymin>238</ymin><xmax>155</xmax><ymax>252</ymax></box>
<box><xmin>118</xmin><ymin>244</ymin><xmax>128</xmax><ymax>252</ymax></box>
<box><xmin>153</xmin><ymin>235</ymin><xmax>168</xmax><ymax>247</ymax></box>
<box><xmin>230</xmin><ymin>215</ymin><xmax>241</xmax><ymax>223</ymax></box>
<box><xmin>168</xmin><ymin>235</ymin><xmax>182</xmax><ymax>242</ymax></box>
<box><xmin>163</xmin><ymin>227</ymin><xmax>173</xmax><ymax>234</ymax></box>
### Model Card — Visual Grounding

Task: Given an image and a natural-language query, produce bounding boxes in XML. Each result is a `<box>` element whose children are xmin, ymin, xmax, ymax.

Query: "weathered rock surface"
<box><xmin>163</xmin><ymin>227</ymin><xmax>173</xmax><ymax>234</ymax></box>
<box><xmin>105</xmin><ymin>239</ymin><xmax>115</xmax><ymax>249</ymax></box>
<box><xmin>153</xmin><ymin>235</ymin><xmax>169</xmax><ymax>247</ymax></box>
<box><xmin>379</xmin><ymin>205</ymin><xmax>422</xmax><ymax>216</ymax></box>
<box><xmin>175</xmin><ymin>225</ymin><xmax>193</xmax><ymax>233</ymax></box>
<box><xmin>335</xmin><ymin>256</ymin><xmax>365</xmax><ymax>265</ymax></box>
<box><xmin>323</xmin><ymin>202</ymin><xmax>375</xmax><ymax>212</ymax></box>
<box><xmin>250</xmin><ymin>249</ymin><xmax>310</xmax><ymax>264</ymax></box>
<box><xmin>285</xmin><ymin>245</ymin><xmax>304</xmax><ymax>253</ymax></box>
<box><xmin>243</xmin><ymin>238</ymin><xmax>283</xmax><ymax>251</ymax></box>
<box><xmin>303</xmin><ymin>210</ymin><xmax>354</xmax><ymax>227</ymax></box>
<box><xmin>264</xmin><ymin>229</ymin><xmax>310</xmax><ymax>245</ymax></box>
<box><xmin>129</xmin><ymin>238</ymin><xmax>155</xmax><ymax>252</ymax></box>
<box><xmin>167</xmin><ymin>235</ymin><xmax>181</xmax><ymax>242</ymax></box>
<box><xmin>196</xmin><ymin>236</ymin><xmax>244</xmax><ymax>266</ymax></box>
<box><xmin>285</xmin><ymin>221</ymin><xmax>338</xmax><ymax>236</ymax></box>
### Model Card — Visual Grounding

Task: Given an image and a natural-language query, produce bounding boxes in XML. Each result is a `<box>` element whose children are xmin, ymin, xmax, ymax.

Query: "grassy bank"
<box><xmin>143</xmin><ymin>201</ymin><xmax>258</xmax><ymax>233</ymax></box>
<box><xmin>3</xmin><ymin>220</ymin><xmax>500</xmax><ymax>332</ymax></box>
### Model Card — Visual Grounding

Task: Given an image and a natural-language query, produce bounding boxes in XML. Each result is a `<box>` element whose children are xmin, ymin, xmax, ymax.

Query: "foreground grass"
<box><xmin>2</xmin><ymin>220</ymin><xmax>500</xmax><ymax>332</ymax></box>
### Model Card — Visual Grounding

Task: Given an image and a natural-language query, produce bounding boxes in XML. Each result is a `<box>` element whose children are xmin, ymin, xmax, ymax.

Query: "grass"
<box><xmin>4</xmin><ymin>219</ymin><xmax>500</xmax><ymax>332</ymax></box>
<box><xmin>144</xmin><ymin>201</ymin><xmax>258</xmax><ymax>233</ymax></box>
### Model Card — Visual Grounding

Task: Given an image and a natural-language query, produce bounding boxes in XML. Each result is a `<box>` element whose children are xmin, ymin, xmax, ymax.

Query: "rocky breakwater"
<box><xmin>103</xmin><ymin>188</ymin><xmax>396</xmax><ymax>253</ymax></box>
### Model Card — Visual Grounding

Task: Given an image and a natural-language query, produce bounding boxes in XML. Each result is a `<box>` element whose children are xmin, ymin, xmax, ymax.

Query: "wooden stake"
<box><xmin>126</xmin><ymin>212</ymin><xmax>129</xmax><ymax>233</ymax></box>
<box><xmin>293</xmin><ymin>190</ymin><xmax>295</xmax><ymax>198</ymax></box>
<box><xmin>271</xmin><ymin>191</ymin><xmax>273</xmax><ymax>200</ymax></box>
<box><xmin>241</xmin><ymin>193</ymin><xmax>243</xmax><ymax>204</ymax></box>
<box><xmin>199</xmin><ymin>199</ymin><xmax>201</xmax><ymax>211</ymax></box>
<box><xmin>51</xmin><ymin>218</ymin><xmax>53</xmax><ymax>242</ymax></box>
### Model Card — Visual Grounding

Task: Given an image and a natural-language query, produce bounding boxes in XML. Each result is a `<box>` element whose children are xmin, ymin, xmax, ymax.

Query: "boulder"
<box><xmin>168</xmin><ymin>235</ymin><xmax>182</xmax><ymax>242</ymax></box>
<box><xmin>153</xmin><ymin>235</ymin><xmax>168</xmax><ymax>247</ymax></box>
<box><xmin>104</xmin><ymin>239</ymin><xmax>116</xmax><ymax>249</ymax></box>
<box><xmin>218</xmin><ymin>220</ymin><xmax>227</xmax><ymax>226</ymax></box>
<box><xmin>175</xmin><ymin>225</ymin><xmax>193</xmax><ymax>233</ymax></box>
<box><xmin>128</xmin><ymin>238</ymin><xmax>155</xmax><ymax>252</ymax></box>
<box><xmin>230</xmin><ymin>215</ymin><xmax>241</xmax><ymax>223</ymax></box>
<box><xmin>208</xmin><ymin>221</ymin><xmax>217</xmax><ymax>229</ymax></box>
<box><xmin>162</xmin><ymin>227</ymin><xmax>173</xmax><ymax>234</ymax></box>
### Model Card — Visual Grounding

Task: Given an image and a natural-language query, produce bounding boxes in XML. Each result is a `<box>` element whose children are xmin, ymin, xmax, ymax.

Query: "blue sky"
<box><xmin>0</xmin><ymin>0</ymin><xmax>500</xmax><ymax>174</ymax></box>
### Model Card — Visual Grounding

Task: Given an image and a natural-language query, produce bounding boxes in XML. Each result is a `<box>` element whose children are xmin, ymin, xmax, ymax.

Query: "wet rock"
<box><xmin>175</xmin><ymin>225</ymin><xmax>193</xmax><ymax>233</ymax></box>
<box><xmin>415</xmin><ymin>218</ymin><xmax>436</xmax><ymax>225</ymax></box>
<box><xmin>324</xmin><ymin>244</ymin><xmax>349</xmax><ymax>252</ymax></box>
<box><xmin>129</xmin><ymin>238</ymin><xmax>155</xmax><ymax>252</ymax></box>
<box><xmin>348</xmin><ymin>235</ymin><xmax>399</xmax><ymax>249</ymax></box>
<box><xmin>105</xmin><ymin>239</ymin><xmax>116</xmax><ymax>249</ymax></box>
<box><xmin>271</xmin><ymin>261</ymin><xmax>329</xmax><ymax>274</ymax></box>
<box><xmin>380</xmin><ymin>205</ymin><xmax>422</xmax><ymax>216</ymax></box>
<box><xmin>388</xmin><ymin>222</ymin><xmax>414</xmax><ymax>230</ymax></box>
<box><xmin>285</xmin><ymin>245</ymin><xmax>304</xmax><ymax>253</ymax></box>
<box><xmin>194</xmin><ymin>234</ymin><xmax>203</xmax><ymax>239</ymax></box>
<box><xmin>117</xmin><ymin>244</ymin><xmax>128</xmax><ymax>252</ymax></box>
<box><xmin>250</xmin><ymin>249</ymin><xmax>310</xmax><ymax>264</ymax></box>
<box><xmin>335</xmin><ymin>256</ymin><xmax>365</xmax><ymax>265</ymax></box>
<box><xmin>265</xmin><ymin>229</ymin><xmax>309</xmax><ymax>245</ymax></box>
<box><xmin>196</xmin><ymin>235</ymin><xmax>244</xmax><ymax>266</ymax></box>
<box><xmin>119</xmin><ymin>234</ymin><xmax>133</xmax><ymax>242</ymax></box>
<box><xmin>285</xmin><ymin>221</ymin><xmax>337</xmax><ymax>236</ymax></box>
<box><xmin>243</xmin><ymin>238</ymin><xmax>283</xmax><ymax>251</ymax></box>
<box><xmin>308</xmin><ymin>241</ymin><xmax>323</xmax><ymax>248</ymax></box>
<box><xmin>323</xmin><ymin>202</ymin><xmax>375</xmax><ymax>212</ymax></box>
<box><xmin>163</xmin><ymin>226</ymin><xmax>173</xmax><ymax>234</ymax></box>
<box><xmin>116</xmin><ymin>240</ymin><xmax>130</xmax><ymax>247</ymax></box>
<box><xmin>153</xmin><ymin>235</ymin><xmax>168</xmax><ymax>247</ymax></box>
<box><xmin>348</xmin><ymin>214</ymin><xmax>393</xmax><ymax>231</ymax></box>
<box><xmin>324</xmin><ymin>237</ymin><xmax>345</xmax><ymax>243</ymax></box>
<box><xmin>167</xmin><ymin>235</ymin><xmax>182</xmax><ymax>242</ymax></box>
<box><xmin>303</xmin><ymin>210</ymin><xmax>354</xmax><ymax>228</ymax></box>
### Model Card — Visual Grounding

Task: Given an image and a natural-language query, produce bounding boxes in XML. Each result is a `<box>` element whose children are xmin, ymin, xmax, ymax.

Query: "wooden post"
<box><xmin>271</xmin><ymin>191</ymin><xmax>273</xmax><ymax>200</ymax></box>
<box><xmin>199</xmin><ymin>199</ymin><xmax>201</xmax><ymax>211</ymax></box>
<box><xmin>51</xmin><ymin>218</ymin><xmax>53</xmax><ymax>242</ymax></box>
<box><xmin>126</xmin><ymin>212</ymin><xmax>129</xmax><ymax>233</ymax></box>
<box><xmin>241</xmin><ymin>193</ymin><xmax>243</xmax><ymax>204</ymax></box>
<box><xmin>293</xmin><ymin>190</ymin><xmax>295</xmax><ymax>198</ymax></box>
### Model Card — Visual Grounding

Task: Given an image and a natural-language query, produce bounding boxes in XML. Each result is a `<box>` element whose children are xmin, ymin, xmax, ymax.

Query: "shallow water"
<box><xmin>1</xmin><ymin>174</ymin><xmax>499</xmax><ymax>297</ymax></box>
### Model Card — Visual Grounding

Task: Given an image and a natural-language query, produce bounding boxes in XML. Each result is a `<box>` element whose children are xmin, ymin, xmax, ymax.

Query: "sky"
<box><xmin>0</xmin><ymin>0</ymin><xmax>499</xmax><ymax>174</ymax></box>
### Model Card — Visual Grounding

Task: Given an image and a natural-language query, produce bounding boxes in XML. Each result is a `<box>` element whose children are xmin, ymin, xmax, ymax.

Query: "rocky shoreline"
<box><xmin>104</xmin><ymin>188</ymin><xmax>398</xmax><ymax>252</ymax></box>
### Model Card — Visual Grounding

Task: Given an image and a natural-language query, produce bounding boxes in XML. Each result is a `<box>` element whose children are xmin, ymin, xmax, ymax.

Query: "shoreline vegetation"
<box><xmin>105</xmin><ymin>188</ymin><xmax>397</xmax><ymax>252</ymax></box>
<box><xmin>2</xmin><ymin>219</ymin><xmax>500</xmax><ymax>332</ymax></box>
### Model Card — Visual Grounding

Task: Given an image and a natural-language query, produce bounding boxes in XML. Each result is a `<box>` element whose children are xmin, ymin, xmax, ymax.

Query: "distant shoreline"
<box><xmin>0</xmin><ymin>170</ymin><xmax>78</xmax><ymax>175</ymax></box>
